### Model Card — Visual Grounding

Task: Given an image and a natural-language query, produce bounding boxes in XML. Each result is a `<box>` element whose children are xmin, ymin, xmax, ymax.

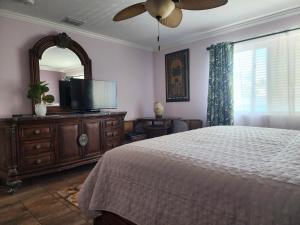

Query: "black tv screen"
<box><xmin>59</xmin><ymin>80</ymin><xmax>71</xmax><ymax>108</ymax></box>
<box><xmin>70</xmin><ymin>79</ymin><xmax>117</xmax><ymax>111</ymax></box>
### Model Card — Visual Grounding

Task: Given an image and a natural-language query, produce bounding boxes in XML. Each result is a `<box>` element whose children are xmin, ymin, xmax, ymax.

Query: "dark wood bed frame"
<box><xmin>94</xmin><ymin>212</ymin><xmax>136</xmax><ymax>225</ymax></box>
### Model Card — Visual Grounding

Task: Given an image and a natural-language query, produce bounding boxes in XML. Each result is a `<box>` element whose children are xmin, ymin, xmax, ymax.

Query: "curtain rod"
<box><xmin>206</xmin><ymin>26</ymin><xmax>300</xmax><ymax>51</ymax></box>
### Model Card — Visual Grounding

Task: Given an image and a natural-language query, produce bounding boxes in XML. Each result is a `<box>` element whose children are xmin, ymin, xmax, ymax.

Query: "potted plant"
<box><xmin>27</xmin><ymin>81</ymin><xmax>55</xmax><ymax>116</ymax></box>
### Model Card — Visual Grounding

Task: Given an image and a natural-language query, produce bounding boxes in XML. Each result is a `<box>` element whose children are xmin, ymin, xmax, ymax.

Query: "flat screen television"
<box><xmin>69</xmin><ymin>79</ymin><xmax>117</xmax><ymax>111</ymax></box>
<box><xmin>59</xmin><ymin>80</ymin><xmax>71</xmax><ymax>108</ymax></box>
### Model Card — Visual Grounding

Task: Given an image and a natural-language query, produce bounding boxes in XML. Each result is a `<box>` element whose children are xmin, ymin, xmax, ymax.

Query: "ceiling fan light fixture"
<box><xmin>145</xmin><ymin>0</ymin><xmax>175</xmax><ymax>19</ymax></box>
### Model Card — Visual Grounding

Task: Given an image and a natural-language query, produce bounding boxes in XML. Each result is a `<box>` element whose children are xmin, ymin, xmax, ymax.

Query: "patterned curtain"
<box><xmin>207</xmin><ymin>42</ymin><xmax>234</xmax><ymax>126</ymax></box>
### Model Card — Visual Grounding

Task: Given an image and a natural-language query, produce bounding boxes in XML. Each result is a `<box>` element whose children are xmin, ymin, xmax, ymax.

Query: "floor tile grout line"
<box><xmin>18</xmin><ymin>195</ymin><xmax>43</xmax><ymax>225</ymax></box>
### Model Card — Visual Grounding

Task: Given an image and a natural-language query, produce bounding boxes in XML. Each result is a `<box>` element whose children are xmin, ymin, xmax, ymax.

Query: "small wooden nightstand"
<box><xmin>136</xmin><ymin>117</ymin><xmax>180</xmax><ymax>138</ymax></box>
<box><xmin>126</xmin><ymin>118</ymin><xmax>203</xmax><ymax>140</ymax></box>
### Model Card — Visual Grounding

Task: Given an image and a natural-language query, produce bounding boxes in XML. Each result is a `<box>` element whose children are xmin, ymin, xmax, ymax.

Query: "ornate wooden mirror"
<box><xmin>29</xmin><ymin>33</ymin><xmax>92</xmax><ymax>114</ymax></box>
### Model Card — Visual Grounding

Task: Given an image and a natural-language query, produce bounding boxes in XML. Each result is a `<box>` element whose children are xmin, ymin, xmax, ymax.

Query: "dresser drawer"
<box><xmin>20</xmin><ymin>140</ymin><xmax>53</xmax><ymax>156</ymax></box>
<box><xmin>104</xmin><ymin>129</ymin><xmax>121</xmax><ymax>138</ymax></box>
<box><xmin>19</xmin><ymin>125</ymin><xmax>52</xmax><ymax>140</ymax></box>
<box><xmin>21</xmin><ymin>153</ymin><xmax>54</xmax><ymax>170</ymax></box>
<box><xmin>105</xmin><ymin>138</ymin><xmax>121</xmax><ymax>151</ymax></box>
<box><xmin>104</xmin><ymin>118</ymin><xmax>121</xmax><ymax>128</ymax></box>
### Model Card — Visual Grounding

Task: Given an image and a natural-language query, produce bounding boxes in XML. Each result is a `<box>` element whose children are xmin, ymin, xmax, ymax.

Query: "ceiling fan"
<box><xmin>113</xmin><ymin>0</ymin><xmax>228</xmax><ymax>28</ymax></box>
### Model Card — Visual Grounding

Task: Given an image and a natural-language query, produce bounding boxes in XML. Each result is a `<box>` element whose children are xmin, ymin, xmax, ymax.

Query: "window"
<box><xmin>233</xmin><ymin>30</ymin><xmax>300</xmax><ymax>116</ymax></box>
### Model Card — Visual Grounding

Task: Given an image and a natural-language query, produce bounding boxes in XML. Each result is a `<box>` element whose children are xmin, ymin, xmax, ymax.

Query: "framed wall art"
<box><xmin>165</xmin><ymin>49</ymin><xmax>190</xmax><ymax>102</ymax></box>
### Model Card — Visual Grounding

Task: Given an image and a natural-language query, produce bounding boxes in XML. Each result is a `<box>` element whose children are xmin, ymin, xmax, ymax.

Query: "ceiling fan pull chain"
<box><xmin>157</xmin><ymin>20</ymin><xmax>161</xmax><ymax>51</ymax></box>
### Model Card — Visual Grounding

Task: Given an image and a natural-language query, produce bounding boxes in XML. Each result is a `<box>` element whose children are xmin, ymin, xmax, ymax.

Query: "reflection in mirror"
<box><xmin>39</xmin><ymin>46</ymin><xmax>84</xmax><ymax>106</ymax></box>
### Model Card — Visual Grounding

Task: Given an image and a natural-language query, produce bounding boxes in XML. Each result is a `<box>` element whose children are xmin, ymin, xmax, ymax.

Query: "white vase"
<box><xmin>154</xmin><ymin>102</ymin><xmax>164</xmax><ymax>118</ymax></box>
<box><xmin>35</xmin><ymin>103</ymin><xmax>47</xmax><ymax>116</ymax></box>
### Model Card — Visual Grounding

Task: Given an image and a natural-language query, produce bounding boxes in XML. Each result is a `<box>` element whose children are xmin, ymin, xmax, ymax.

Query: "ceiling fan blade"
<box><xmin>113</xmin><ymin>3</ymin><xmax>146</xmax><ymax>21</ymax></box>
<box><xmin>176</xmin><ymin>0</ymin><xmax>228</xmax><ymax>10</ymax></box>
<box><xmin>160</xmin><ymin>7</ymin><xmax>182</xmax><ymax>28</ymax></box>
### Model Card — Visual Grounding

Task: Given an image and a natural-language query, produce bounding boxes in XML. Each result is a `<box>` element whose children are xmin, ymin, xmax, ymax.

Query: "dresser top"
<box><xmin>0</xmin><ymin>111</ymin><xmax>127</xmax><ymax>123</ymax></box>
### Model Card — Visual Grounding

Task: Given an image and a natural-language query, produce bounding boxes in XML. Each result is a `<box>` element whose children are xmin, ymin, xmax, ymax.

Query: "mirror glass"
<box><xmin>39</xmin><ymin>46</ymin><xmax>84</xmax><ymax>106</ymax></box>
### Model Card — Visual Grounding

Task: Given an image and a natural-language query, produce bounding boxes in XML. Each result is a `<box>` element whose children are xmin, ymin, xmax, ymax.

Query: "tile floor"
<box><xmin>0</xmin><ymin>164</ymin><xmax>94</xmax><ymax>225</ymax></box>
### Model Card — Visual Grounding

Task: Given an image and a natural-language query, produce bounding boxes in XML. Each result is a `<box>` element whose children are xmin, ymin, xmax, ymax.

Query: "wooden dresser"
<box><xmin>0</xmin><ymin>112</ymin><xmax>126</xmax><ymax>193</ymax></box>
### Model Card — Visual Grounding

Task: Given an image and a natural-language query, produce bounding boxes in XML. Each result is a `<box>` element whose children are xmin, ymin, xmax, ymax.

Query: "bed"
<box><xmin>78</xmin><ymin>126</ymin><xmax>300</xmax><ymax>225</ymax></box>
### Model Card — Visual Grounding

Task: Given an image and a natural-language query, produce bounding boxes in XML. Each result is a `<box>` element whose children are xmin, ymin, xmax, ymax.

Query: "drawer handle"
<box><xmin>108</xmin><ymin>143</ymin><xmax>115</xmax><ymax>148</ymax></box>
<box><xmin>113</xmin><ymin>132</ymin><xmax>118</xmax><ymax>136</ymax></box>
<box><xmin>36</xmin><ymin>159</ymin><xmax>42</xmax><ymax>164</ymax></box>
<box><xmin>108</xmin><ymin>142</ymin><xmax>119</xmax><ymax>148</ymax></box>
<box><xmin>34</xmin><ymin>129</ymin><xmax>41</xmax><ymax>135</ymax></box>
<box><xmin>107</xmin><ymin>132</ymin><xmax>113</xmax><ymax>137</ymax></box>
<box><xmin>35</xmin><ymin>144</ymin><xmax>41</xmax><ymax>149</ymax></box>
<box><xmin>107</xmin><ymin>121</ymin><xmax>118</xmax><ymax>126</ymax></box>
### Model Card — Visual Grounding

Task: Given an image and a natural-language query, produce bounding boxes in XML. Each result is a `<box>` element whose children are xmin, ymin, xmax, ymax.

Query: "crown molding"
<box><xmin>162</xmin><ymin>5</ymin><xmax>300</xmax><ymax>51</ymax></box>
<box><xmin>0</xmin><ymin>9</ymin><xmax>154</xmax><ymax>52</ymax></box>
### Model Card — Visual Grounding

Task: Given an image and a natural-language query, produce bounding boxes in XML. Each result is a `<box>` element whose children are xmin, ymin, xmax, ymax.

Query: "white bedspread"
<box><xmin>79</xmin><ymin>126</ymin><xmax>300</xmax><ymax>225</ymax></box>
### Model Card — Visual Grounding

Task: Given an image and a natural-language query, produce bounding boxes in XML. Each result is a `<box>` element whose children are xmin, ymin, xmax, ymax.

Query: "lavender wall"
<box><xmin>0</xmin><ymin>16</ymin><xmax>154</xmax><ymax>119</ymax></box>
<box><xmin>2</xmin><ymin>13</ymin><xmax>300</xmax><ymax>121</ymax></box>
<box><xmin>153</xmin><ymin>14</ymin><xmax>300</xmax><ymax>124</ymax></box>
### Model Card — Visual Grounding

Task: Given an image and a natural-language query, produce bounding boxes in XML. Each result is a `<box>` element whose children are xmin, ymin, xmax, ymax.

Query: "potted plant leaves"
<box><xmin>27</xmin><ymin>81</ymin><xmax>55</xmax><ymax>116</ymax></box>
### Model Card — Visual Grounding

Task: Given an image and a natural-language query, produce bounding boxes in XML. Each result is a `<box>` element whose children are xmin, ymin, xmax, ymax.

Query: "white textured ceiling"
<box><xmin>1</xmin><ymin>0</ymin><xmax>300</xmax><ymax>50</ymax></box>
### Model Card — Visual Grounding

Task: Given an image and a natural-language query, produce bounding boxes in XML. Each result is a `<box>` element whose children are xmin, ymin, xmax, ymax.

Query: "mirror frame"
<box><xmin>29</xmin><ymin>32</ymin><xmax>92</xmax><ymax>114</ymax></box>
